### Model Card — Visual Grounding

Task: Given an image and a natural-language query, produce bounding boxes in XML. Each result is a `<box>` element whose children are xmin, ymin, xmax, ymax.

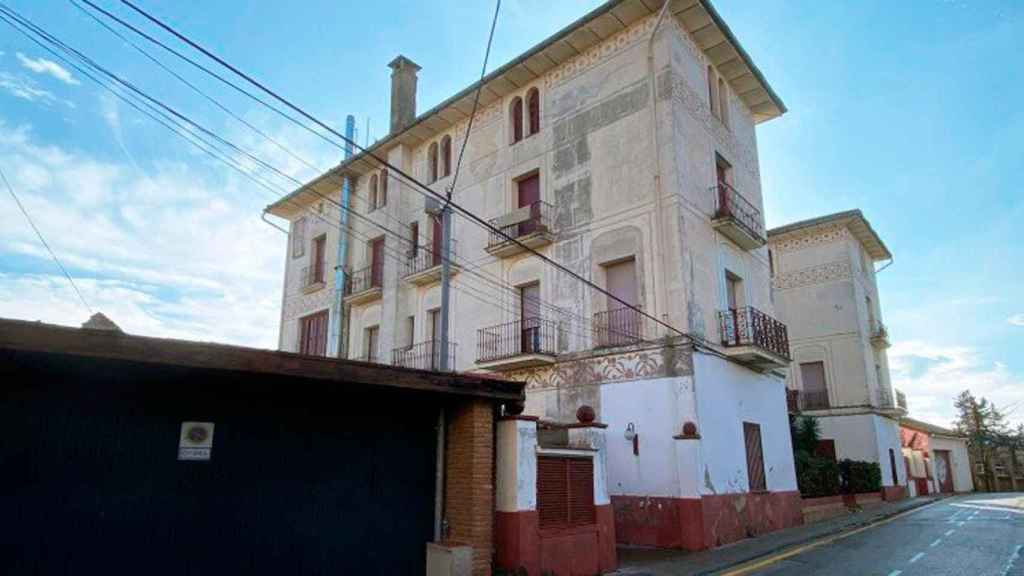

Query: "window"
<box><xmin>364</xmin><ymin>325</ymin><xmax>379</xmax><ymax>362</ymax></box>
<box><xmin>725</xmin><ymin>271</ymin><xmax>743</xmax><ymax>311</ymax></box>
<box><xmin>427</xmin><ymin>142</ymin><xmax>438</xmax><ymax>184</ymax></box>
<box><xmin>799</xmin><ymin>361</ymin><xmax>829</xmax><ymax>409</ymax></box>
<box><xmin>889</xmin><ymin>449</ymin><xmax>899</xmax><ymax>486</ymax></box>
<box><xmin>598</xmin><ymin>258</ymin><xmax>641</xmax><ymax>347</ymax></box>
<box><xmin>369</xmin><ymin>237</ymin><xmax>384</xmax><ymax>288</ymax></box>
<box><xmin>527</xmin><ymin>88</ymin><xmax>540</xmax><ymax>136</ymax></box>
<box><xmin>440</xmin><ymin>136</ymin><xmax>452</xmax><ymax>178</ymax></box>
<box><xmin>298</xmin><ymin>310</ymin><xmax>328</xmax><ymax>356</ymax></box>
<box><xmin>379</xmin><ymin>169</ymin><xmax>388</xmax><ymax>208</ymax></box>
<box><xmin>368</xmin><ymin>174</ymin><xmax>379</xmax><ymax>211</ymax></box>
<box><xmin>717</xmin><ymin>77</ymin><xmax>729</xmax><ymax>127</ymax></box>
<box><xmin>716</xmin><ymin>154</ymin><xmax>733</xmax><ymax>186</ymax></box>
<box><xmin>409</xmin><ymin>221</ymin><xmax>419</xmax><ymax>257</ymax></box>
<box><xmin>537</xmin><ymin>456</ymin><xmax>595</xmax><ymax>530</ymax></box>
<box><xmin>521</xmin><ymin>283</ymin><xmax>541</xmax><ymax>354</ymax></box>
<box><xmin>743</xmin><ymin>422</ymin><xmax>767</xmax><ymax>492</ymax></box>
<box><xmin>312</xmin><ymin>234</ymin><xmax>327</xmax><ymax>284</ymax></box>
<box><xmin>510</xmin><ymin>97</ymin><xmax>523</xmax><ymax>144</ymax></box>
<box><xmin>404</xmin><ymin>316</ymin><xmax>415</xmax><ymax>349</ymax></box>
<box><xmin>516</xmin><ymin>173</ymin><xmax>541</xmax><ymax>236</ymax></box>
<box><xmin>291</xmin><ymin>217</ymin><xmax>306</xmax><ymax>259</ymax></box>
<box><xmin>707</xmin><ymin>65</ymin><xmax>718</xmax><ymax>118</ymax></box>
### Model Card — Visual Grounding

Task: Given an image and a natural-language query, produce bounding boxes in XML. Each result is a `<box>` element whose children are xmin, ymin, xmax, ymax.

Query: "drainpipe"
<box><xmin>648</xmin><ymin>0</ymin><xmax>671</xmax><ymax>334</ymax></box>
<box><xmin>434</xmin><ymin>407</ymin><xmax>446</xmax><ymax>541</ymax></box>
<box><xmin>329</xmin><ymin>115</ymin><xmax>357</xmax><ymax>358</ymax></box>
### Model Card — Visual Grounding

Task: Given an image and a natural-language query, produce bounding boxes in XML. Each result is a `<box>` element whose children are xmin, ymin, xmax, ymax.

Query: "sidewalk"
<box><xmin>613</xmin><ymin>495</ymin><xmax>943</xmax><ymax>575</ymax></box>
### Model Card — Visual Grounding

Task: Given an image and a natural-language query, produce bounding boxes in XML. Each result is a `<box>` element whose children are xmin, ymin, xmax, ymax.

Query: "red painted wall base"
<box><xmin>495</xmin><ymin>505</ymin><xmax>617</xmax><ymax>575</ymax></box>
<box><xmin>883</xmin><ymin>485</ymin><xmax>908</xmax><ymax>501</ymax></box>
<box><xmin>611</xmin><ymin>491</ymin><xmax>803</xmax><ymax>551</ymax></box>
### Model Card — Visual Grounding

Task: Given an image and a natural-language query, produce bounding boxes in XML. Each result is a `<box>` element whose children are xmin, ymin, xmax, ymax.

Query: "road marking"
<box><xmin>958</xmin><ymin>521</ymin><xmax>965</xmax><ymax>527</ymax></box>
<box><xmin>909</xmin><ymin>552</ymin><xmax>925</xmax><ymax>563</ymax></box>
<box><xmin>887</xmin><ymin>571</ymin><xmax>902</xmax><ymax>576</ymax></box>
<box><xmin>1001</xmin><ymin>545</ymin><xmax>1022</xmax><ymax>576</ymax></box>
<box><xmin>945</xmin><ymin>529</ymin><xmax>956</xmax><ymax>536</ymax></box>
<box><xmin>716</xmin><ymin>499</ymin><xmax>946</xmax><ymax>576</ymax></box>
<box><xmin>930</xmin><ymin>539</ymin><xmax>941</xmax><ymax>548</ymax></box>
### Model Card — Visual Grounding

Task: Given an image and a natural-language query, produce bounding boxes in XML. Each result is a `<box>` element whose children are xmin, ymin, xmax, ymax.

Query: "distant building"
<box><xmin>769</xmin><ymin>210</ymin><xmax>908</xmax><ymax>501</ymax></box>
<box><xmin>900</xmin><ymin>417</ymin><xmax>974</xmax><ymax>495</ymax></box>
<box><xmin>267</xmin><ymin>0</ymin><xmax>802</xmax><ymax>554</ymax></box>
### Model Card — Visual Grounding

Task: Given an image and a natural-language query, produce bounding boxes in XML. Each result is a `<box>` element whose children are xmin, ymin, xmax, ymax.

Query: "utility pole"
<box><xmin>438</xmin><ymin>189</ymin><xmax>453</xmax><ymax>372</ymax></box>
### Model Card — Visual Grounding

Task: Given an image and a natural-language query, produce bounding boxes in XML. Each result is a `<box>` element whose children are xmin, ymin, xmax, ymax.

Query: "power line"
<box><xmin>0</xmin><ymin>164</ymin><xmax>93</xmax><ymax>314</ymax></box>
<box><xmin>115</xmin><ymin>0</ymin><xmax>691</xmax><ymax>344</ymax></box>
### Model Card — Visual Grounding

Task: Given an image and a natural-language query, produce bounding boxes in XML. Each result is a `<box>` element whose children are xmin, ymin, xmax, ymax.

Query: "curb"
<box><xmin>702</xmin><ymin>496</ymin><xmax>946</xmax><ymax>576</ymax></box>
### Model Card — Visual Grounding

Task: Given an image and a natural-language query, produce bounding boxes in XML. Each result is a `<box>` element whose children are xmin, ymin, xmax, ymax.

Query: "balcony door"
<box><xmin>604</xmin><ymin>259</ymin><xmax>639</xmax><ymax>345</ymax></box>
<box><xmin>431</xmin><ymin>215</ymin><xmax>443</xmax><ymax>267</ymax></box>
<box><xmin>517</xmin><ymin>174</ymin><xmax>540</xmax><ymax>237</ymax></box>
<box><xmin>429</xmin><ymin>308</ymin><xmax>441</xmax><ymax>370</ymax></box>
<box><xmin>370</xmin><ymin>237</ymin><xmax>384</xmax><ymax>288</ymax></box>
<box><xmin>520</xmin><ymin>283</ymin><xmax>541</xmax><ymax>354</ymax></box>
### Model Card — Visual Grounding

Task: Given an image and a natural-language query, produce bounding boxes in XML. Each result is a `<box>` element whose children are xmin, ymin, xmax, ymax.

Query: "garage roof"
<box><xmin>266</xmin><ymin>0</ymin><xmax>785</xmax><ymax>218</ymax></box>
<box><xmin>0</xmin><ymin>318</ymin><xmax>524</xmax><ymax>402</ymax></box>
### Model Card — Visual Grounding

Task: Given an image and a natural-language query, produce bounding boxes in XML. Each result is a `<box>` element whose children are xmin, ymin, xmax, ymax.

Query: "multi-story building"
<box><xmin>267</xmin><ymin>0</ymin><xmax>800</xmax><ymax>551</ymax></box>
<box><xmin>768</xmin><ymin>210</ymin><xmax>909</xmax><ymax>500</ymax></box>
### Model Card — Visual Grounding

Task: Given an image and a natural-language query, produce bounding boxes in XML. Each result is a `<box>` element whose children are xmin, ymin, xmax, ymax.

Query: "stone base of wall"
<box><xmin>495</xmin><ymin>505</ymin><xmax>616</xmax><ymax>575</ymax></box>
<box><xmin>611</xmin><ymin>491</ymin><xmax>803</xmax><ymax>551</ymax></box>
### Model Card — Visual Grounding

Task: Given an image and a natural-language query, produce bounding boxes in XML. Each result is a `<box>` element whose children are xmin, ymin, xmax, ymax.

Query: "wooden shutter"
<box><xmin>409</xmin><ymin>222</ymin><xmax>419</xmax><ymax>256</ymax></box>
<box><xmin>527</xmin><ymin>89</ymin><xmax>540</xmax><ymax>135</ymax></box>
<box><xmin>511</xmin><ymin>98</ymin><xmax>523</xmax><ymax>143</ymax></box>
<box><xmin>370</xmin><ymin>238</ymin><xmax>384</xmax><ymax>288</ymax></box>
<box><xmin>299</xmin><ymin>310</ymin><xmax>328</xmax><ymax>357</ymax></box>
<box><xmin>743</xmin><ymin>422</ymin><xmax>766</xmax><ymax>492</ymax></box>
<box><xmin>380</xmin><ymin>169</ymin><xmax>388</xmax><ymax>207</ymax></box>
<box><xmin>537</xmin><ymin>456</ymin><xmax>595</xmax><ymax>530</ymax></box>
<box><xmin>292</xmin><ymin>217</ymin><xmax>306</xmax><ymax>259</ymax></box>
<box><xmin>313</xmin><ymin>235</ymin><xmax>326</xmax><ymax>283</ymax></box>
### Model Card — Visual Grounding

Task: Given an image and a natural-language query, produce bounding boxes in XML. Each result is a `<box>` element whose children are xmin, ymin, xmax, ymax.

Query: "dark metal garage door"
<box><xmin>1</xmin><ymin>350</ymin><xmax>438</xmax><ymax>575</ymax></box>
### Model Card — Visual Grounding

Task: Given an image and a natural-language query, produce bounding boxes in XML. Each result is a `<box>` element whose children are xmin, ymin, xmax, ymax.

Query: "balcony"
<box><xmin>897</xmin><ymin>389</ymin><xmax>907</xmax><ymax>411</ymax></box>
<box><xmin>343</xmin><ymin>265</ymin><xmax>382</xmax><ymax>305</ymax></box>
<box><xmin>404</xmin><ymin>240</ymin><xmax>460</xmax><ymax>286</ymax></box>
<box><xmin>870</xmin><ymin>322</ymin><xmax>891</xmax><ymax>349</ymax></box>
<box><xmin>593</xmin><ymin>306</ymin><xmax>645</xmax><ymax>348</ymax></box>
<box><xmin>485</xmin><ymin>201</ymin><xmax>556</xmax><ymax>258</ymax></box>
<box><xmin>392</xmin><ymin>340</ymin><xmax>457</xmax><ymax>372</ymax></box>
<box><xmin>710</xmin><ymin>182</ymin><xmax>766</xmax><ymax>250</ymax></box>
<box><xmin>301</xmin><ymin>263</ymin><xmax>326</xmax><ymax>293</ymax></box>
<box><xmin>476</xmin><ymin>317</ymin><xmax>558</xmax><ymax>370</ymax></box>
<box><xmin>718</xmin><ymin>306</ymin><xmax>790</xmax><ymax>370</ymax></box>
<box><xmin>786</xmin><ymin>389</ymin><xmax>832</xmax><ymax>413</ymax></box>
<box><xmin>877</xmin><ymin>386</ymin><xmax>908</xmax><ymax>416</ymax></box>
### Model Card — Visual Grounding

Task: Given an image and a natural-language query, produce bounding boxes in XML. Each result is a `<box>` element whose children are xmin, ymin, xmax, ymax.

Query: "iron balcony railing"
<box><xmin>344</xmin><ymin>264</ymin><xmax>382</xmax><ymax>296</ymax></box>
<box><xmin>477</xmin><ymin>317</ymin><xmax>558</xmax><ymax>363</ymax></box>
<box><xmin>711</xmin><ymin>182</ymin><xmax>765</xmax><ymax>244</ymax></box>
<box><xmin>799</xmin><ymin>389</ymin><xmax>831</xmax><ymax>411</ymax></box>
<box><xmin>301</xmin><ymin>263</ymin><xmax>326</xmax><ymax>289</ymax></box>
<box><xmin>405</xmin><ymin>239</ymin><xmax>459</xmax><ymax>277</ymax></box>
<box><xmin>392</xmin><ymin>340</ymin><xmax>457</xmax><ymax>372</ymax></box>
<box><xmin>593</xmin><ymin>306</ymin><xmax>644</xmax><ymax>348</ymax></box>
<box><xmin>896</xmin><ymin>389</ymin><xmax>908</xmax><ymax>411</ymax></box>
<box><xmin>718</xmin><ymin>306</ymin><xmax>791</xmax><ymax>359</ymax></box>
<box><xmin>353</xmin><ymin>352</ymin><xmax>386</xmax><ymax>364</ymax></box>
<box><xmin>487</xmin><ymin>201</ymin><xmax>555</xmax><ymax>248</ymax></box>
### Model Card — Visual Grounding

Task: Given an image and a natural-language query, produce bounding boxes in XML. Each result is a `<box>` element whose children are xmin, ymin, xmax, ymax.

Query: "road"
<box><xmin>748</xmin><ymin>493</ymin><xmax>1023</xmax><ymax>576</ymax></box>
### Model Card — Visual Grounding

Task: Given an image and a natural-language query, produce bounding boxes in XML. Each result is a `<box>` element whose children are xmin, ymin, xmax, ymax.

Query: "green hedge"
<box><xmin>839</xmin><ymin>459</ymin><xmax>882</xmax><ymax>494</ymax></box>
<box><xmin>795</xmin><ymin>451</ymin><xmax>841</xmax><ymax>498</ymax></box>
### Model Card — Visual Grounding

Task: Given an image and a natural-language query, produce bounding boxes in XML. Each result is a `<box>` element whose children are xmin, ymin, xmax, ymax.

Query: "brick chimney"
<box><xmin>388</xmin><ymin>55</ymin><xmax>420</xmax><ymax>134</ymax></box>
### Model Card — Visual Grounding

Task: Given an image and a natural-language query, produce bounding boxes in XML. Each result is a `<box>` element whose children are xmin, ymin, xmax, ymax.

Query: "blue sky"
<box><xmin>0</xmin><ymin>0</ymin><xmax>1020</xmax><ymax>427</ymax></box>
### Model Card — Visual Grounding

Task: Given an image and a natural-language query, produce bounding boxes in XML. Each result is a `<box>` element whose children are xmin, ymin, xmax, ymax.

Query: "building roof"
<box><xmin>900</xmin><ymin>416</ymin><xmax>965</xmax><ymax>439</ymax></box>
<box><xmin>767</xmin><ymin>209</ymin><xmax>893</xmax><ymax>262</ymax></box>
<box><xmin>266</xmin><ymin>0</ymin><xmax>785</xmax><ymax>217</ymax></box>
<box><xmin>0</xmin><ymin>317</ymin><xmax>523</xmax><ymax>401</ymax></box>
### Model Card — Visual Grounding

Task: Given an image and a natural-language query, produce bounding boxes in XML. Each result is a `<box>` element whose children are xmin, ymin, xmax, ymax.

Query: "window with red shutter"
<box><xmin>510</xmin><ymin>97</ymin><xmax>523</xmax><ymax>144</ymax></box>
<box><xmin>298</xmin><ymin>310</ymin><xmax>328</xmax><ymax>357</ymax></box>
<box><xmin>743</xmin><ymin>422</ymin><xmax>767</xmax><ymax>492</ymax></box>
<box><xmin>537</xmin><ymin>456</ymin><xmax>595</xmax><ymax>530</ymax></box>
<box><xmin>527</xmin><ymin>88</ymin><xmax>540</xmax><ymax>136</ymax></box>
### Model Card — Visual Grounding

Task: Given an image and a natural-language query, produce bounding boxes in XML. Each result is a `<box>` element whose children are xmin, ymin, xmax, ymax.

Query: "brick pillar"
<box><xmin>445</xmin><ymin>399</ymin><xmax>495</xmax><ymax>576</ymax></box>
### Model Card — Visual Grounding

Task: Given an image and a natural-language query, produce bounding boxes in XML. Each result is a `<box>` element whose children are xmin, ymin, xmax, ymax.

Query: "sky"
<box><xmin>0</xmin><ymin>0</ymin><xmax>1020</xmax><ymax>429</ymax></box>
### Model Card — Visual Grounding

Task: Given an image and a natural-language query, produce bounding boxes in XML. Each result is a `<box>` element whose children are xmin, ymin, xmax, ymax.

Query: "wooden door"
<box><xmin>935</xmin><ymin>450</ymin><xmax>954</xmax><ymax>493</ymax></box>
<box><xmin>370</xmin><ymin>238</ymin><xmax>384</xmax><ymax>287</ymax></box>
<box><xmin>743</xmin><ymin>422</ymin><xmax>766</xmax><ymax>492</ymax></box>
<box><xmin>431</xmin><ymin>216</ymin><xmax>443</xmax><ymax>267</ymax></box>
<box><xmin>520</xmin><ymin>283</ymin><xmax>540</xmax><ymax>354</ymax></box>
<box><xmin>604</xmin><ymin>259</ymin><xmax>638</xmax><ymax>345</ymax></box>
<box><xmin>517</xmin><ymin>174</ymin><xmax>540</xmax><ymax>236</ymax></box>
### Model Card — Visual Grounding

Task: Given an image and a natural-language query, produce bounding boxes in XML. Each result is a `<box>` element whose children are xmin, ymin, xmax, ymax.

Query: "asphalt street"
<box><xmin>749</xmin><ymin>493</ymin><xmax>1023</xmax><ymax>576</ymax></box>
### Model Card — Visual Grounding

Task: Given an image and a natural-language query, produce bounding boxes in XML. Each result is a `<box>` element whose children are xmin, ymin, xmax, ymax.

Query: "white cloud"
<box><xmin>0</xmin><ymin>119</ymin><xmax>286</xmax><ymax>349</ymax></box>
<box><xmin>1008</xmin><ymin>314</ymin><xmax>1024</xmax><ymax>327</ymax></box>
<box><xmin>0</xmin><ymin>71</ymin><xmax>57</xmax><ymax>104</ymax></box>
<box><xmin>16</xmin><ymin>52</ymin><xmax>80</xmax><ymax>85</ymax></box>
<box><xmin>889</xmin><ymin>340</ymin><xmax>1024</xmax><ymax>429</ymax></box>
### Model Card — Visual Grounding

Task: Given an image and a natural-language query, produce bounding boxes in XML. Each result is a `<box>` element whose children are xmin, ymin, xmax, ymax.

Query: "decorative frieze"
<box><xmin>503</xmin><ymin>343</ymin><xmax>693</xmax><ymax>392</ymax></box>
<box><xmin>772</xmin><ymin>260</ymin><xmax>852</xmax><ymax>291</ymax></box>
<box><xmin>770</xmin><ymin>224</ymin><xmax>850</xmax><ymax>254</ymax></box>
<box><xmin>546</xmin><ymin>17</ymin><xmax>655</xmax><ymax>90</ymax></box>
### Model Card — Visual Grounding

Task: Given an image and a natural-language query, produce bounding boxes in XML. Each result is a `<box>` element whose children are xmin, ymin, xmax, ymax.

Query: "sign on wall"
<box><xmin>178</xmin><ymin>422</ymin><xmax>215</xmax><ymax>461</ymax></box>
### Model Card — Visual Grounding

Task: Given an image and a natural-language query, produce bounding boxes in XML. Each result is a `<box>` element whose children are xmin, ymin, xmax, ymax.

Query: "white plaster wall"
<box><xmin>931</xmin><ymin>436</ymin><xmax>975</xmax><ymax>492</ymax></box>
<box><xmin>693</xmin><ymin>353</ymin><xmax>798</xmax><ymax>495</ymax></box>
<box><xmin>872</xmin><ymin>415</ymin><xmax>905</xmax><ymax>487</ymax></box>
<box><xmin>600</xmin><ymin>376</ymin><xmax>689</xmax><ymax>499</ymax></box>
<box><xmin>496</xmin><ymin>419</ymin><xmax>538</xmax><ymax>512</ymax></box>
<box><xmin>816</xmin><ymin>414</ymin><xmax>879</xmax><ymax>463</ymax></box>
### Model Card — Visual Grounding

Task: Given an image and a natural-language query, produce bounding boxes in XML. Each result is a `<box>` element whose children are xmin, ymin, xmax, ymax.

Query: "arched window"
<box><xmin>440</xmin><ymin>135</ymin><xmax>452</xmax><ymax>178</ymax></box>
<box><xmin>707</xmin><ymin>65</ymin><xmax>718</xmax><ymax>118</ymax></box>
<box><xmin>510</xmin><ymin>97</ymin><xmax>523</xmax><ymax>144</ymax></box>
<box><xmin>718</xmin><ymin>77</ymin><xmax>729</xmax><ymax>127</ymax></box>
<box><xmin>527</xmin><ymin>88</ymin><xmax>540</xmax><ymax>136</ymax></box>
<box><xmin>427</xmin><ymin>142</ymin><xmax>439</xmax><ymax>183</ymax></box>
<box><xmin>379</xmin><ymin>169</ymin><xmax>388</xmax><ymax>207</ymax></box>
<box><xmin>369</xmin><ymin>173</ymin><xmax>379</xmax><ymax>210</ymax></box>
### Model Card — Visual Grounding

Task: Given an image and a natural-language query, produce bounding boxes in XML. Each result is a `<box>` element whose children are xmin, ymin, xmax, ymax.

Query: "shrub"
<box><xmin>838</xmin><ymin>459</ymin><xmax>882</xmax><ymax>494</ymax></box>
<box><xmin>795</xmin><ymin>451</ymin><xmax>840</xmax><ymax>497</ymax></box>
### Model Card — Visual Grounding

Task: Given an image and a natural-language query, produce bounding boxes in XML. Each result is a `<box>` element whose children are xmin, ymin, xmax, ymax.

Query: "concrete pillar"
<box><xmin>495</xmin><ymin>416</ymin><xmax>539</xmax><ymax>575</ymax></box>
<box><xmin>388</xmin><ymin>55</ymin><xmax>420</xmax><ymax>134</ymax></box>
<box><xmin>444</xmin><ymin>399</ymin><xmax>494</xmax><ymax>576</ymax></box>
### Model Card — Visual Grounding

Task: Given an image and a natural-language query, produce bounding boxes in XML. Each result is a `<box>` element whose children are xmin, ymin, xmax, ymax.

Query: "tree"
<box><xmin>954</xmin><ymin>390</ymin><xmax>1008</xmax><ymax>491</ymax></box>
